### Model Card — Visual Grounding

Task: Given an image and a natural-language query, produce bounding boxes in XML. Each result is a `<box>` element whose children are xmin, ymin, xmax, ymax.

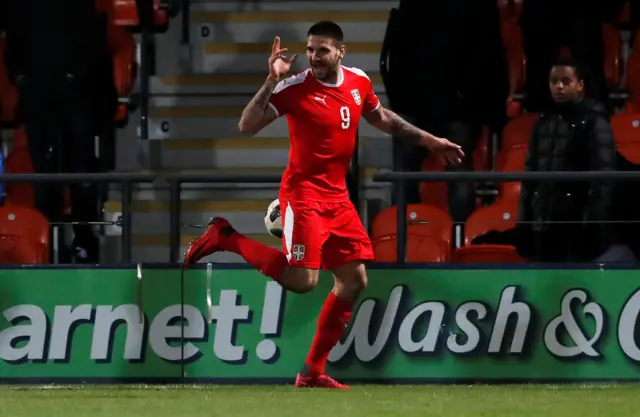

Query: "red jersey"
<box><xmin>268</xmin><ymin>66</ymin><xmax>381</xmax><ymax>202</ymax></box>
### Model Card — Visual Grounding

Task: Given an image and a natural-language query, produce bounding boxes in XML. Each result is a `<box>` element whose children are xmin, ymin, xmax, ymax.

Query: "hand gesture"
<box><xmin>268</xmin><ymin>36</ymin><xmax>297</xmax><ymax>81</ymax></box>
<box><xmin>427</xmin><ymin>137</ymin><xmax>465</xmax><ymax>165</ymax></box>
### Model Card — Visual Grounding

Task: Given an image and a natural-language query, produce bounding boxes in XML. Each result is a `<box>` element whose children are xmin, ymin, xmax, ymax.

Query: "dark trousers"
<box><xmin>396</xmin><ymin>117</ymin><xmax>480</xmax><ymax>224</ymax></box>
<box><xmin>18</xmin><ymin>78</ymin><xmax>99</xmax><ymax>245</ymax></box>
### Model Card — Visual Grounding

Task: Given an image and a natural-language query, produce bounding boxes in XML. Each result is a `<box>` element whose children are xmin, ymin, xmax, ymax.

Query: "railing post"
<box><xmin>121</xmin><ymin>180</ymin><xmax>133</xmax><ymax>263</ymax></box>
<box><xmin>181</xmin><ymin>0</ymin><xmax>190</xmax><ymax>44</ymax></box>
<box><xmin>396</xmin><ymin>179</ymin><xmax>407</xmax><ymax>264</ymax></box>
<box><xmin>137</xmin><ymin>0</ymin><xmax>153</xmax><ymax>142</ymax></box>
<box><xmin>169</xmin><ymin>179</ymin><xmax>181</xmax><ymax>263</ymax></box>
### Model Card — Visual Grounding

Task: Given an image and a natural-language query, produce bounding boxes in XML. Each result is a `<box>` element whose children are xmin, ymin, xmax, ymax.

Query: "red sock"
<box><xmin>225</xmin><ymin>233</ymin><xmax>287</xmax><ymax>282</ymax></box>
<box><xmin>304</xmin><ymin>292</ymin><xmax>353</xmax><ymax>376</ymax></box>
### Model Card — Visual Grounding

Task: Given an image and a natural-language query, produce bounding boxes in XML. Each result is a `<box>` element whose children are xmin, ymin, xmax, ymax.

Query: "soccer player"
<box><xmin>185</xmin><ymin>21</ymin><xmax>463</xmax><ymax>388</ymax></box>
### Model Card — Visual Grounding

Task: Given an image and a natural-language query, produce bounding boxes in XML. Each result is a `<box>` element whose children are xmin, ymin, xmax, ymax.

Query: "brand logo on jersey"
<box><xmin>351</xmin><ymin>89</ymin><xmax>361</xmax><ymax>106</ymax></box>
<box><xmin>314</xmin><ymin>95</ymin><xmax>327</xmax><ymax>106</ymax></box>
<box><xmin>292</xmin><ymin>244</ymin><xmax>305</xmax><ymax>261</ymax></box>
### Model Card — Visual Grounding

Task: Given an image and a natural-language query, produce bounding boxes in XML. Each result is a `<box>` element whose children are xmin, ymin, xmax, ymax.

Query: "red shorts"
<box><xmin>280</xmin><ymin>199</ymin><xmax>374</xmax><ymax>270</ymax></box>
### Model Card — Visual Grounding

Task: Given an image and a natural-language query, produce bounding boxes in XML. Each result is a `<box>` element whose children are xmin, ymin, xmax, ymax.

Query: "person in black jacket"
<box><xmin>4</xmin><ymin>0</ymin><xmax>108</xmax><ymax>263</ymax></box>
<box><xmin>516</xmin><ymin>57</ymin><xmax>636</xmax><ymax>263</ymax></box>
<box><xmin>387</xmin><ymin>0</ymin><xmax>509</xmax><ymax>223</ymax></box>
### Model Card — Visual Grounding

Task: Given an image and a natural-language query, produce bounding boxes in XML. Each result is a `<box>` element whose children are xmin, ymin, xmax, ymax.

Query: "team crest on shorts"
<box><xmin>292</xmin><ymin>244</ymin><xmax>305</xmax><ymax>261</ymax></box>
<box><xmin>351</xmin><ymin>89</ymin><xmax>361</xmax><ymax>105</ymax></box>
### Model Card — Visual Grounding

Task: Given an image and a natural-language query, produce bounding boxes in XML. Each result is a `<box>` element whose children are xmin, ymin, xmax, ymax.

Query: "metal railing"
<box><xmin>374</xmin><ymin>170</ymin><xmax>640</xmax><ymax>263</ymax></box>
<box><xmin>164</xmin><ymin>172</ymin><xmax>282</xmax><ymax>262</ymax></box>
<box><xmin>0</xmin><ymin>173</ymin><xmax>155</xmax><ymax>263</ymax></box>
<box><xmin>0</xmin><ymin>172</ymin><xmax>283</xmax><ymax>264</ymax></box>
<box><xmin>137</xmin><ymin>0</ymin><xmax>155</xmax><ymax>143</ymax></box>
<box><xmin>2</xmin><ymin>170</ymin><xmax>639</xmax><ymax>265</ymax></box>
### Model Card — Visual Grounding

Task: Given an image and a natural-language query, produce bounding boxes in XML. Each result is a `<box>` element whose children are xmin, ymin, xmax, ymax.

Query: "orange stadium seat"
<box><xmin>474</xmin><ymin>127</ymin><xmax>491</xmax><ymax>172</ymax></box>
<box><xmin>109</xmin><ymin>0</ymin><xmax>168</xmax><ymax>28</ymax></box>
<box><xmin>95</xmin><ymin>0</ymin><xmax>138</xmax><ymax>121</ymax></box>
<box><xmin>419</xmin><ymin>154</ymin><xmax>448</xmax><ymax>212</ymax></box>
<box><xmin>453</xmin><ymin>197</ymin><xmax>525</xmax><ymax>263</ymax></box>
<box><xmin>461</xmin><ymin>197</ymin><xmax>519</xmax><ymax>245</ymax></box>
<box><xmin>0</xmin><ymin>203</ymin><xmax>50</xmax><ymax>264</ymax></box>
<box><xmin>454</xmin><ymin>244</ymin><xmax>523</xmax><ymax>262</ymax></box>
<box><xmin>0</xmin><ymin>36</ymin><xmax>18</xmax><ymax>123</ymax></box>
<box><xmin>497</xmin><ymin>181</ymin><xmax>522</xmax><ymax>201</ymax></box>
<box><xmin>496</xmin><ymin>144</ymin><xmax>527</xmax><ymax>200</ymax></box>
<box><xmin>108</xmin><ymin>24</ymin><xmax>136</xmax><ymax>121</ymax></box>
<box><xmin>498</xmin><ymin>0</ymin><xmax>526</xmax><ymax>117</ymax></box>
<box><xmin>373</xmin><ymin>234</ymin><xmax>452</xmax><ymax>263</ymax></box>
<box><xmin>11</xmin><ymin>125</ymin><xmax>28</xmax><ymax>149</ymax></box>
<box><xmin>501</xmin><ymin>113</ymin><xmax>538</xmax><ymax>150</ymax></box>
<box><xmin>611</xmin><ymin>113</ymin><xmax>640</xmax><ymax>163</ymax></box>
<box><xmin>626</xmin><ymin>31</ymin><xmax>640</xmax><ymax>113</ymax></box>
<box><xmin>497</xmin><ymin>144</ymin><xmax>527</xmax><ymax>170</ymax></box>
<box><xmin>602</xmin><ymin>23</ymin><xmax>622</xmax><ymax>90</ymax></box>
<box><xmin>371</xmin><ymin>204</ymin><xmax>453</xmax><ymax>262</ymax></box>
<box><xmin>5</xmin><ymin>127</ymin><xmax>35</xmax><ymax>208</ymax></box>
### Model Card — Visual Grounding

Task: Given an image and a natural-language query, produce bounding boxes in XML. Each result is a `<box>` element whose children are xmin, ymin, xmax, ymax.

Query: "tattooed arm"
<box><xmin>238</xmin><ymin>76</ymin><xmax>280</xmax><ymax>134</ymax></box>
<box><xmin>363</xmin><ymin>106</ymin><xmax>438</xmax><ymax>147</ymax></box>
<box><xmin>363</xmin><ymin>106</ymin><xmax>463</xmax><ymax>162</ymax></box>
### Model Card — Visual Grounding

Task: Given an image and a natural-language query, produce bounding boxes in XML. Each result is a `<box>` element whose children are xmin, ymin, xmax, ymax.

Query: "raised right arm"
<box><xmin>238</xmin><ymin>76</ymin><xmax>280</xmax><ymax>135</ymax></box>
<box><xmin>238</xmin><ymin>36</ymin><xmax>297</xmax><ymax>135</ymax></box>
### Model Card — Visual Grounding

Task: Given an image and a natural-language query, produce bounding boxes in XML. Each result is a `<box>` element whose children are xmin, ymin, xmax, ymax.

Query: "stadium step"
<box><xmin>183</xmin><ymin>3</ymin><xmax>389</xmax><ymax>74</ymax></box>
<box><xmin>146</xmin><ymin>98</ymin><xmax>391</xmax><ymax>138</ymax></box>
<box><xmin>106</xmin><ymin>166</ymin><xmax>388</xmax><ymax>201</ymax></box>
<box><xmin>147</xmin><ymin>100</ymin><xmax>395</xmax><ymax>133</ymax></box>
<box><xmin>104</xmin><ymin>198</ymin><xmax>273</xmax><ymax>235</ymax></box>
<box><xmin>156</xmin><ymin>135</ymin><xmax>391</xmax><ymax>170</ymax></box>
<box><xmin>151</xmin><ymin>72</ymin><xmax>385</xmax><ymax>95</ymax></box>
<box><xmin>191</xmin><ymin>41</ymin><xmax>381</xmax><ymax>74</ymax></box>
<box><xmin>158</xmin><ymin>137</ymin><xmax>290</xmax><ymax>169</ymax></box>
<box><xmin>104</xmin><ymin>197</ymin><xmax>279</xmax><ymax>263</ymax></box>
<box><xmin>189</xmin><ymin>10</ymin><xmax>390</xmax><ymax>43</ymax></box>
<box><xmin>147</xmin><ymin>96</ymin><xmax>392</xmax><ymax>170</ymax></box>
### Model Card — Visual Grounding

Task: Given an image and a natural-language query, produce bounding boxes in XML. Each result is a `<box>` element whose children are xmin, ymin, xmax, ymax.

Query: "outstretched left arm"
<box><xmin>363</xmin><ymin>106</ymin><xmax>464</xmax><ymax>164</ymax></box>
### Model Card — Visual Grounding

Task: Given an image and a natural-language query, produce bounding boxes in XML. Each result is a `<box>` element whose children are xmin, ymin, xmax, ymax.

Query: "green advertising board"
<box><xmin>1</xmin><ymin>266</ymin><xmax>640</xmax><ymax>382</ymax></box>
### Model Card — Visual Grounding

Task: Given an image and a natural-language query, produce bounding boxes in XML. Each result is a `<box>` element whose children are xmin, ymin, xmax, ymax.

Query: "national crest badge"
<box><xmin>351</xmin><ymin>89</ymin><xmax>361</xmax><ymax>106</ymax></box>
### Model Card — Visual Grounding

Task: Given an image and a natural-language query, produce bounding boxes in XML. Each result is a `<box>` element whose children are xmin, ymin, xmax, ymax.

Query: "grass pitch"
<box><xmin>1</xmin><ymin>384</ymin><xmax>640</xmax><ymax>417</ymax></box>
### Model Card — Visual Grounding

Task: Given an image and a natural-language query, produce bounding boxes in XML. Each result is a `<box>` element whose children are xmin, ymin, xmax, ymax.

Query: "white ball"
<box><xmin>264</xmin><ymin>198</ymin><xmax>283</xmax><ymax>238</ymax></box>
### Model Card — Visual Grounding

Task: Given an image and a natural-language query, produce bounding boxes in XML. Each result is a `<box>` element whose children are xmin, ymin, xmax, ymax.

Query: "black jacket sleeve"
<box><xmin>583</xmin><ymin>115</ymin><xmax>617</xmax><ymax>257</ymax></box>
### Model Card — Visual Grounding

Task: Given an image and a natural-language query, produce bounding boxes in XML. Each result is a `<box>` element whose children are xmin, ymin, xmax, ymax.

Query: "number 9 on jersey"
<box><xmin>340</xmin><ymin>106</ymin><xmax>350</xmax><ymax>130</ymax></box>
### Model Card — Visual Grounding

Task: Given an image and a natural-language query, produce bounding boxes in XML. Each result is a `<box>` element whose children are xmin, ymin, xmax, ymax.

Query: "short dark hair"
<box><xmin>307</xmin><ymin>21</ymin><xmax>344</xmax><ymax>42</ymax></box>
<box><xmin>551</xmin><ymin>56</ymin><xmax>585</xmax><ymax>82</ymax></box>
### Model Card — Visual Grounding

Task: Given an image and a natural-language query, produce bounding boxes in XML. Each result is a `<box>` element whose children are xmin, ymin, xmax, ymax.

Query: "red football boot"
<box><xmin>294</xmin><ymin>373</ymin><xmax>350</xmax><ymax>389</ymax></box>
<box><xmin>184</xmin><ymin>217</ymin><xmax>235</xmax><ymax>267</ymax></box>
